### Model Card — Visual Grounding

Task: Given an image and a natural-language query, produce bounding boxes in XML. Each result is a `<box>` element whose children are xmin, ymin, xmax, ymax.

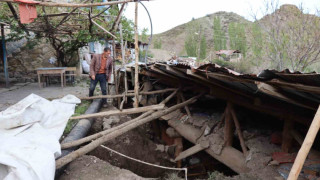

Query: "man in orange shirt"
<box><xmin>89</xmin><ymin>47</ymin><xmax>113</xmax><ymax>107</ymax></box>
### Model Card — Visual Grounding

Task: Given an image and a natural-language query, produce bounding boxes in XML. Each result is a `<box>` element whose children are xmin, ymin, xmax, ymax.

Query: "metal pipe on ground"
<box><xmin>55</xmin><ymin>99</ymin><xmax>102</xmax><ymax>177</ymax></box>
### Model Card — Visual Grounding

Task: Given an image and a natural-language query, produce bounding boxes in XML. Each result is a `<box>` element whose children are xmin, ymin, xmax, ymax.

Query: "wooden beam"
<box><xmin>133</xmin><ymin>1</ymin><xmax>139</xmax><ymax>108</ymax></box>
<box><xmin>288</xmin><ymin>106</ymin><xmax>320</xmax><ymax>180</ymax></box>
<box><xmin>1</xmin><ymin>0</ymin><xmax>134</xmax><ymax>7</ymax></box>
<box><xmin>56</xmin><ymin>93</ymin><xmax>202</xmax><ymax>169</ymax></box>
<box><xmin>174</xmin><ymin>142</ymin><xmax>209</xmax><ymax>162</ymax></box>
<box><xmin>111</xmin><ymin>3</ymin><xmax>126</xmax><ymax>31</ymax></box>
<box><xmin>61</xmin><ymin>90</ymin><xmax>179</xmax><ymax>150</ymax></box>
<box><xmin>119</xmin><ymin>23</ymin><xmax>128</xmax><ymax>103</ymax></box>
<box><xmin>91</xmin><ymin>20</ymin><xmax>116</xmax><ymax>38</ymax></box>
<box><xmin>91</xmin><ymin>6</ymin><xmax>111</xmax><ymax>19</ymax></box>
<box><xmin>229</xmin><ymin>103</ymin><xmax>248</xmax><ymax>156</ymax></box>
<box><xmin>70</xmin><ymin>104</ymin><xmax>165</xmax><ymax>120</ymax></box>
<box><xmin>80</xmin><ymin>88</ymin><xmax>177</xmax><ymax>100</ymax></box>
<box><xmin>168</xmin><ymin>119</ymin><xmax>249</xmax><ymax>174</ymax></box>
<box><xmin>224</xmin><ymin>106</ymin><xmax>233</xmax><ymax>146</ymax></box>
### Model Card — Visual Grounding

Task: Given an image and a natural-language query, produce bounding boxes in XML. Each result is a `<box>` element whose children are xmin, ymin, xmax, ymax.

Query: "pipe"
<box><xmin>60</xmin><ymin>99</ymin><xmax>102</xmax><ymax>156</ymax></box>
<box><xmin>55</xmin><ymin>99</ymin><xmax>102</xmax><ymax>177</ymax></box>
<box><xmin>139</xmin><ymin>1</ymin><xmax>153</xmax><ymax>64</ymax></box>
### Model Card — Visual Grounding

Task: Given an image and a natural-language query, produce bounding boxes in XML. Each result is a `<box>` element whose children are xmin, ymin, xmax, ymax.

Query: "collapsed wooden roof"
<box><xmin>127</xmin><ymin>62</ymin><xmax>320</xmax><ymax>125</ymax></box>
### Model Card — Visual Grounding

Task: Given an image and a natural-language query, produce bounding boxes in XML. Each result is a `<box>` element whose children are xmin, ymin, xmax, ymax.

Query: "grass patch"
<box><xmin>63</xmin><ymin>100</ymin><xmax>91</xmax><ymax>135</ymax></box>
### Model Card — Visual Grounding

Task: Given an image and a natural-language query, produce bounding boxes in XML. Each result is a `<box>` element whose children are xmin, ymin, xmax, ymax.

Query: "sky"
<box><xmin>123</xmin><ymin>0</ymin><xmax>319</xmax><ymax>34</ymax></box>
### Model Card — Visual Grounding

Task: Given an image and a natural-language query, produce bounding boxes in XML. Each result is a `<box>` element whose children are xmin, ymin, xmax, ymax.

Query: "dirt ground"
<box><xmin>89</xmin><ymin>108</ymin><xmax>179</xmax><ymax>179</ymax></box>
<box><xmin>0</xmin><ymin>80</ymin><xmax>91</xmax><ymax>111</ymax></box>
<box><xmin>58</xmin><ymin>155</ymin><xmax>150</xmax><ymax>180</ymax></box>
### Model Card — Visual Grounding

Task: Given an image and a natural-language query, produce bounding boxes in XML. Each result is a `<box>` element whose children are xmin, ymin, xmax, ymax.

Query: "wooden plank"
<box><xmin>174</xmin><ymin>142</ymin><xmax>209</xmax><ymax>162</ymax></box>
<box><xmin>56</xmin><ymin>93</ymin><xmax>201</xmax><ymax>169</ymax></box>
<box><xmin>288</xmin><ymin>106</ymin><xmax>320</xmax><ymax>180</ymax></box>
<box><xmin>80</xmin><ymin>88</ymin><xmax>177</xmax><ymax>100</ymax></box>
<box><xmin>70</xmin><ymin>104</ymin><xmax>165</xmax><ymax>120</ymax></box>
<box><xmin>61</xmin><ymin>90</ymin><xmax>179</xmax><ymax>150</ymax></box>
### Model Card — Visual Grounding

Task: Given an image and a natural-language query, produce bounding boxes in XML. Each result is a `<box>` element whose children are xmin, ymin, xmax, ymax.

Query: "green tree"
<box><xmin>153</xmin><ymin>38</ymin><xmax>162</xmax><ymax>49</ymax></box>
<box><xmin>0</xmin><ymin>3</ymin><xmax>134</xmax><ymax>66</ymax></box>
<box><xmin>184</xmin><ymin>34</ymin><xmax>197</xmax><ymax>57</ymax></box>
<box><xmin>250</xmin><ymin>23</ymin><xmax>264</xmax><ymax>67</ymax></box>
<box><xmin>228</xmin><ymin>22</ymin><xmax>247</xmax><ymax>57</ymax></box>
<box><xmin>199</xmin><ymin>34</ymin><xmax>207</xmax><ymax>59</ymax></box>
<box><xmin>184</xmin><ymin>21</ymin><xmax>200</xmax><ymax>57</ymax></box>
<box><xmin>140</xmin><ymin>27</ymin><xmax>148</xmax><ymax>43</ymax></box>
<box><xmin>253</xmin><ymin>2</ymin><xmax>320</xmax><ymax>72</ymax></box>
<box><xmin>213</xmin><ymin>17</ymin><xmax>226</xmax><ymax>51</ymax></box>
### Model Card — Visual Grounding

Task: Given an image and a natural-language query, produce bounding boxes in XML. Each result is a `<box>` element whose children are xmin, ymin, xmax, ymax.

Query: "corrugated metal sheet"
<box><xmin>127</xmin><ymin>62</ymin><xmax>320</xmax><ymax>124</ymax></box>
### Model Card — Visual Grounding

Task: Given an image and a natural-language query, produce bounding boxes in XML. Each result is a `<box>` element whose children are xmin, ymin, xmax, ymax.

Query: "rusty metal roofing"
<box><xmin>128</xmin><ymin>62</ymin><xmax>320</xmax><ymax>124</ymax></box>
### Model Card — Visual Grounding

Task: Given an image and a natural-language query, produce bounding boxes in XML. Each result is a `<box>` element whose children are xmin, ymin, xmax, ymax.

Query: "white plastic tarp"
<box><xmin>0</xmin><ymin>94</ymin><xmax>80</xmax><ymax>180</ymax></box>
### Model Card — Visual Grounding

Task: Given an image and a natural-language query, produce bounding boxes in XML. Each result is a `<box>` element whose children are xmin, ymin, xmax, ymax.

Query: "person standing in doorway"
<box><xmin>89</xmin><ymin>47</ymin><xmax>113</xmax><ymax>107</ymax></box>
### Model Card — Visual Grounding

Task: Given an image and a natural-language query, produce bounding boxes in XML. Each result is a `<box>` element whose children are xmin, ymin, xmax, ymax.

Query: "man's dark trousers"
<box><xmin>89</xmin><ymin>73</ymin><xmax>107</xmax><ymax>104</ymax></box>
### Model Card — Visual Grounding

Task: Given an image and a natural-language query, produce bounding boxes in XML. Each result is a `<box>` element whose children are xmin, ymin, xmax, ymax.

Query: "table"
<box><xmin>37</xmin><ymin>67</ymin><xmax>67</xmax><ymax>88</ymax></box>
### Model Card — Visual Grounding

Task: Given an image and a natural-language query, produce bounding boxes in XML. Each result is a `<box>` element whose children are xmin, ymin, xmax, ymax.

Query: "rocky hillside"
<box><xmin>151</xmin><ymin>11</ymin><xmax>251</xmax><ymax>56</ymax></box>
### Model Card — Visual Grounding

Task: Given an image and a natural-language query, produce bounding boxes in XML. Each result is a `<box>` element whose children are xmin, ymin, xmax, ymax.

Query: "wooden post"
<box><xmin>133</xmin><ymin>1</ymin><xmax>139</xmax><ymax>108</ymax></box>
<box><xmin>111</xmin><ymin>37</ymin><xmax>119</xmax><ymax>106</ymax></box>
<box><xmin>119</xmin><ymin>23</ymin><xmax>128</xmax><ymax>103</ymax></box>
<box><xmin>282</xmin><ymin>119</ymin><xmax>294</xmax><ymax>153</ymax></box>
<box><xmin>224</xmin><ymin>105</ymin><xmax>233</xmax><ymax>146</ymax></box>
<box><xmin>1</xmin><ymin>24</ymin><xmax>9</xmax><ymax>88</ymax></box>
<box><xmin>229</xmin><ymin>103</ymin><xmax>248</xmax><ymax>156</ymax></box>
<box><xmin>288</xmin><ymin>106</ymin><xmax>320</xmax><ymax>180</ymax></box>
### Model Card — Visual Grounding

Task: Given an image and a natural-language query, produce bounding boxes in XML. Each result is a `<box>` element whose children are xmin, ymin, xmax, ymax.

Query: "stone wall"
<box><xmin>1</xmin><ymin>40</ymin><xmax>56</xmax><ymax>83</ymax></box>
